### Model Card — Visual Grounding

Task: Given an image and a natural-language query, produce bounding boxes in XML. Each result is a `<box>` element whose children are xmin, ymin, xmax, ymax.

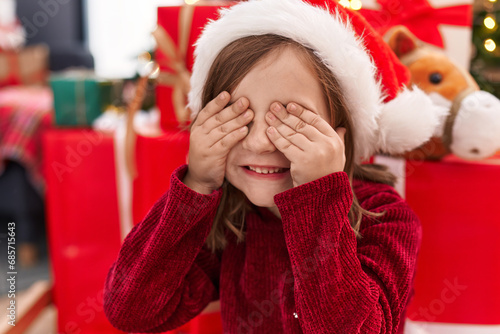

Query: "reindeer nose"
<box><xmin>470</xmin><ymin>148</ymin><xmax>480</xmax><ymax>155</ymax></box>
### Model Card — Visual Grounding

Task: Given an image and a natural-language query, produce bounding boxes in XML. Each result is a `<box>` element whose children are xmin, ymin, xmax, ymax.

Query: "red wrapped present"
<box><xmin>0</xmin><ymin>45</ymin><xmax>49</xmax><ymax>87</ymax></box>
<box><xmin>359</xmin><ymin>0</ymin><xmax>472</xmax><ymax>48</ymax></box>
<box><xmin>132</xmin><ymin>131</ymin><xmax>189</xmax><ymax>223</ymax></box>
<box><xmin>404</xmin><ymin>154</ymin><xmax>500</xmax><ymax>326</ymax></box>
<box><xmin>359</xmin><ymin>0</ymin><xmax>473</xmax><ymax>68</ymax></box>
<box><xmin>155</xmin><ymin>3</ymin><xmax>234</xmax><ymax>130</ymax></box>
<box><xmin>44</xmin><ymin>127</ymin><xmax>223</xmax><ymax>333</ymax></box>
<box><xmin>43</xmin><ymin>129</ymin><xmax>124</xmax><ymax>334</ymax></box>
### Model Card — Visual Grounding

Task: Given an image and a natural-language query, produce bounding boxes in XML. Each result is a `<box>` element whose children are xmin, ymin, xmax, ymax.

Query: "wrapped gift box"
<box><xmin>360</xmin><ymin>0</ymin><xmax>473</xmax><ymax>69</ymax></box>
<box><xmin>405</xmin><ymin>155</ymin><xmax>500</xmax><ymax>326</ymax></box>
<box><xmin>44</xmin><ymin>128</ymin><xmax>222</xmax><ymax>333</ymax></box>
<box><xmin>0</xmin><ymin>45</ymin><xmax>49</xmax><ymax>87</ymax></box>
<box><xmin>133</xmin><ymin>131</ymin><xmax>189</xmax><ymax>223</ymax></box>
<box><xmin>43</xmin><ymin>129</ymin><xmax>124</xmax><ymax>334</ymax></box>
<box><xmin>155</xmin><ymin>3</ymin><xmax>234</xmax><ymax>130</ymax></box>
<box><xmin>50</xmin><ymin>72</ymin><xmax>121</xmax><ymax>127</ymax></box>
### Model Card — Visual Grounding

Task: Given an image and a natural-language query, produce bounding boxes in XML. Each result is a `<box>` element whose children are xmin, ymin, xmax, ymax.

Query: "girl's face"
<box><xmin>225</xmin><ymin>46</ymin><xmax>329</xmax><ymax>216</ymax></box>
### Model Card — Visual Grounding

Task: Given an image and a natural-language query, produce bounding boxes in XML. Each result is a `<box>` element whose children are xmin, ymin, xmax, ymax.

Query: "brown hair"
<box><xmin>195</xmin><ymin>34</ymin><xmax>396</xmax><ymax>252</ymax></box>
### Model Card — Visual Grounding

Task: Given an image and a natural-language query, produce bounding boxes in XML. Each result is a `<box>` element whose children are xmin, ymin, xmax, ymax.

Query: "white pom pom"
<box><xmin>377</xmin><ymin>86</ymin><xmax>449</xmax><ymax>155</ymax></box>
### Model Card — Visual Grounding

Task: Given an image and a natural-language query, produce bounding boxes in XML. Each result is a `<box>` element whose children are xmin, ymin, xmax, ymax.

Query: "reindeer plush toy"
<box><xmin>386</xmin><ymin>26</ymin><xmax>500</xmax><ymax>160</ymax></box>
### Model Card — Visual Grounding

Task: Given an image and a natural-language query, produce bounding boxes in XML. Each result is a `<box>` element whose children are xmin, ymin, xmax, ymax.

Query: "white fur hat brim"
<box><xmin>187</xmin><ymin>0</ymin><xmax>443</xmax><ymax>161</ymax></box>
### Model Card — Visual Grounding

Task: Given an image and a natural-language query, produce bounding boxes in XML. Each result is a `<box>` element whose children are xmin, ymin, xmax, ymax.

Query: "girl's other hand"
<box><xmin>183</xmin><ymin>92</ymin><xmax>253</xmax><ymax>194</ymax></box>
<box><xmin>265</xmin><ymin>102</ymin><xmax>346</xmax><ymax>187</ymax></box>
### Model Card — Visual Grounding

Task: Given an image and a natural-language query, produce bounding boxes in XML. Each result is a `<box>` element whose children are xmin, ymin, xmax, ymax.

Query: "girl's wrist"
<box><xmin>182</xmin><ymin>172</ymin><xmax>218</xmax><ymax>195</ymax></box>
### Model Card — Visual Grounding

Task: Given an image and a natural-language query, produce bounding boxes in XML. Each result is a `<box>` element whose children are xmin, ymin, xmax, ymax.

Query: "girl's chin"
<box><xmin>246</xmin><ymin>196</ymin><xmax>276</xmax><ymax>208</ymax></box>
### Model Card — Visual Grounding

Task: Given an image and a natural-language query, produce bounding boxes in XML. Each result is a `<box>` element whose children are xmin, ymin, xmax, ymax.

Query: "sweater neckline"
<box><xmin>245</xmin><ymin>205</ymin><xmax>283</xmax><ymax>230</ymax></box>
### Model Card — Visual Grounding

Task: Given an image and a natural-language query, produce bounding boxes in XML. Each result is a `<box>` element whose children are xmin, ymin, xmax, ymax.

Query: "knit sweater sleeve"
<box><xmin>103</xmin><ymin>164</ymin><xmax>223</xmax><ymax>333</ymax></box>
<box><xmin>274</xmin><ymin>172</ymin><xmax>422</xmax><ymax>334</ymax></box>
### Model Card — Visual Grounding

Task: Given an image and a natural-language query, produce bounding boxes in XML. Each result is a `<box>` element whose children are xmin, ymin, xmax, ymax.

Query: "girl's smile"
<box><xmin>224</xmin><ymin>46</ymin><xmax>329</xmax><ymax>215</ymax></box>
<box><xmin>241</xmin><ymin>165</ymin><xmax>291</xmax><ymax>179</ymax></box>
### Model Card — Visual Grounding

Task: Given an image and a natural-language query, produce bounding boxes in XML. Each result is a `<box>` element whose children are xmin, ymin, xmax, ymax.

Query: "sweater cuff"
<box><xmin>274</xmin><ymin>171</ymin><xmax>353</xmax><ymax>213</ymax></box>
<box><xmin>169</xmin><ymin>164</ymin><xmax>223</xmax><ymax>209</ymax></box>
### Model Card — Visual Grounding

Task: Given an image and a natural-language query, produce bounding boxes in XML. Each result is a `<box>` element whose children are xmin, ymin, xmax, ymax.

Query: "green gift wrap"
<box><xmin>50</xmin><ymin>72</ymin><xmax>122</xmax><ymax>126</ymax></box>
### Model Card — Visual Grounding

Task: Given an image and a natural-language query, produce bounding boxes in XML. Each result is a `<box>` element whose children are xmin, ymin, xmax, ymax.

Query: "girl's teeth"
<box><xmin>248</xmin><ymin>166</ymin><xmax>282</xmax><ymax>174</ymax></box>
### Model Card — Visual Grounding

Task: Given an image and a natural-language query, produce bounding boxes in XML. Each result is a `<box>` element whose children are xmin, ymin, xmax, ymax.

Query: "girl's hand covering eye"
<box><xmin>265</xmin><ymin>102</ymin><xmax>346</xmax><ymax>187</ymax></box>
<box><xmin>183</xmin><ymin>92</ymin><xmax>254</xmax><ymax>194</ymax></box>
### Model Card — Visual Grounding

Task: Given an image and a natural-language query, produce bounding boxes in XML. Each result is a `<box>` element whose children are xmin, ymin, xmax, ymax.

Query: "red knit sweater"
<box><xmin>103</xmin><ymin>164</ymin><xmax>421</xmax><ymax>333</ymax></box>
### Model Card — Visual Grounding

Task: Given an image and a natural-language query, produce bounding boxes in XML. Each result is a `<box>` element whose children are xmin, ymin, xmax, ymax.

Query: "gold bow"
<box><xmin>152</xmin><ymin>5</ymin><xmax>194</xmax><ymax>126</ymax></box>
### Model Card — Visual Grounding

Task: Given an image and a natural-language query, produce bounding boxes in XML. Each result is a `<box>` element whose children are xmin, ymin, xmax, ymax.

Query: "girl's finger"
<box><xmin>286</xmin><ymin>103</ymin><xmax>336</xmax><ymax>137</ymax></box>
<box><xmin>265</xmin><ymin>112</ymin><xmax>309</xmax><ymax>150</ymax></box>
<box><xmin>202</xmin><ymin>97</ymin><xmax>250</xmax><ymax>133</ymax></box>
<box><xmin>194</xmin><ymin>91</ymin><xmax>231</xmax><ymax>126</ymax></box>
<box><xmin>335</xmin><ymin>127</ymin><xmax>347</xmax><ymax>145</ymax></box>
<box><xmin>208</xmin><ymin>109</ymin><xmax>254</xmax><ymax>146</ymax></box>
<box><xmin>266</xmin><ymin>126</ymin><xmax>303</xmax><ymax>159</ymax></box>
<box><xmin>268</xmin><ymin>102</ymin><xmax>324</xmax><ymax>141</ymax></box>
<box><xmin>212</xmin><ymin>125</ymin><xmax>249</xmax><ymax>151</ymax></box>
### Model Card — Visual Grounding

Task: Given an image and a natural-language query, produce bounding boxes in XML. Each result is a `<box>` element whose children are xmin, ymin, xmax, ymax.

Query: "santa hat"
<box><xmin>187</xmin><ymin>0</ymin><xmax>446</xmax><ymax>161</ymax></box>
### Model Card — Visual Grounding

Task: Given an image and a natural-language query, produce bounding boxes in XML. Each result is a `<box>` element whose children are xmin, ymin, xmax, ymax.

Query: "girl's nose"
<box><xmin>241</xmin><ymin>117</ymin><xmax>276</xmax><ymax>154</ymax></box>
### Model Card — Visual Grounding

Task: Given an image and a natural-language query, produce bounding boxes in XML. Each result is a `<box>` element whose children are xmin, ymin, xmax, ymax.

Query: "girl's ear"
<box><xmin>385</xmin><ymin>25</ymin><xmax>420</xmax><ymax>58</ymax></box>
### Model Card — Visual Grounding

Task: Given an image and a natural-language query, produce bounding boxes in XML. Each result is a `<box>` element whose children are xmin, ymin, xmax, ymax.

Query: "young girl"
<box><xmin>104</xmin><ymin>0</ymin><xmax>443</xmax><ymax>333</ymax></box>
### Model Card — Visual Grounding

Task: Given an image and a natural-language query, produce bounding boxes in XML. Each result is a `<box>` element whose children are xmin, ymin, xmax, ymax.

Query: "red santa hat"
<box><xmin>187</xmin><ymin>0</ymin><xmax>446</xmax><ymax>162</ymax></box>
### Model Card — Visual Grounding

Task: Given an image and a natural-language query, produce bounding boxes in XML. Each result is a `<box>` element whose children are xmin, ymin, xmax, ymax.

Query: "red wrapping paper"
<box><xmin>132</xmin><ymin>130</ymin><xmax>190</xmax><ymax>224</ymax></box>
<box><xmin>134</xmin><ymin>131</ymin><xmax>225</xmax><ymax>333</ymax></box>
<box><xmin>156</xmin><ymin>4</ymin><xmax>233</xmax><ymax>130</ymax></box>
<box><xmin>44</xmin><ymin>128</ymin><xmax>222</xmax><ymax>333</ymax></box>
<box><xmin>43</xmin><ymin>129</ymin><xmax>124</xmax><ymax>334</ymax></box>
<box><xmin>405</xmin><ymin>155</ymin><xmax>500</xmax><ymax>325</ymax></box>
<box><xmin>359</xmin><ymin>0</ymin><xmax>472</xmax><ymax>48</ymax></box>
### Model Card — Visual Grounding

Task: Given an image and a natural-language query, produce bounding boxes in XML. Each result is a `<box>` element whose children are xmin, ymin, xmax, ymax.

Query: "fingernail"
<box><xmin>267</xmin><ymin>127</ymin><xmax>275</xmax><ymax>134</ymax></box>
<box><xmin>267</xmin><ymin>112</ymin><xmax>276</xmax><ymax>121</ymax></box>
<box><xmin>272</xmin><ymin>103</ymin><xmax>281</xmax><ymax>113</ymax></box>
<box><xmin>243</xmin><ymin>110</ymin><xmax>251</xmax><ymax>118</ymax></box>
<box><xmin>240</xmin><ymin>126</ymin><xmax>247</xmax><ymax>132</ymax></box>
<box><xmin>238</xmin><ymin>99</ymin><xmax>245</xmax><ymax>108</ymax></box>
<box><xmin>219</xmin><ymin>92</ymin><xmax>227</xmax><ymax>100</ymax></box>
<box><xmin>288</xmin><ymin>103</ymin><xmax>296</xmax><ymax>111</ymax></box>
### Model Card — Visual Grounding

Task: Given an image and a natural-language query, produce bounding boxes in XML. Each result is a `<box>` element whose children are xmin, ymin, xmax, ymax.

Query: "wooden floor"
<box><xmin>0</xmin><ymin>281</ymin><xmax>54</xmax><ymax>334</ymax></box>
<box><xmin>0</xmin><ymin>300</ymin><xmax>56</xmax><ymax>334</ymax></box>
<box><xmin>23</xmin><ymin>305</ymin><xmax>57</xmax><ymax>334</ymax></box>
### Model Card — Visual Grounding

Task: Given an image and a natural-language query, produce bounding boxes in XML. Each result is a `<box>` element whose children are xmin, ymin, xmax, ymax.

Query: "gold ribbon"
<box><xmin>125</xmin><ymin>74</ymin><xmax>151</xmax><ymax>179</ymax></box>
<box><xmin>75</xmin><ymin>78</ymin><xmax>87</xmax><ymax>125</ymax></box>
<box><xmin>152</xmin><ymin>4</ymin><xmax>195</xmax><ymax>126</ymax></box>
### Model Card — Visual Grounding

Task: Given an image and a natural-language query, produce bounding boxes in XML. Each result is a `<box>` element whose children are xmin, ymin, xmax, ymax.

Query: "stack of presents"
<box><xmin>2</xmin><ymin>0</ymin><xmax>500</xmax><ymax>333</ymax></box>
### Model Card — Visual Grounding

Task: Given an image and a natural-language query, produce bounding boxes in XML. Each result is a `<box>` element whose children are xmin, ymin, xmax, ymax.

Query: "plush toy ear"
<box><xmin>385</xmin><ymin>26</ymin><xmax>419</xmax><ymax>58</ymax></box>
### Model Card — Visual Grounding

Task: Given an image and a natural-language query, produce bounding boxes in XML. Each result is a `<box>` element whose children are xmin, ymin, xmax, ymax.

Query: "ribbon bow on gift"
<box><xmin>152</xmin><ymin>5</ymin><xmax>194</xmax><ymax>126</ymax></box>
<box><xmin>359</xmin><ymin>0</ymin><xmax>472</xmax><ymax>48</ymax></box>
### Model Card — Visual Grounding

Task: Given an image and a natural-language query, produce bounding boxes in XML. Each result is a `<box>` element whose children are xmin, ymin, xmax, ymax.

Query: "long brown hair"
<box><xmin>196</xmin><ymin>34</ymin><xmax>396</xmax><ymax>252</ymax></box>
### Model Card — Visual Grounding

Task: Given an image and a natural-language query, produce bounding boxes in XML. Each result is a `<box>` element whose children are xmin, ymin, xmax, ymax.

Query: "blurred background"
<box><xmin>0</xmin><ymin>0</ymin><xmax>499</xmax><ymax>333</ymax></box>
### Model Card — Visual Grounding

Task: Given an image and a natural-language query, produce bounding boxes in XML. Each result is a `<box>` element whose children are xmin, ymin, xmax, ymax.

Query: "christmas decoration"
<box><xmin>386</xmin><ymin>25</ymin><xmax>500</xmax><ymax>161</ymax></box>
<box><xmin>470</xmin><ymin>0</ymin><xmax>500</xmax><ymax>98</ymax></box>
